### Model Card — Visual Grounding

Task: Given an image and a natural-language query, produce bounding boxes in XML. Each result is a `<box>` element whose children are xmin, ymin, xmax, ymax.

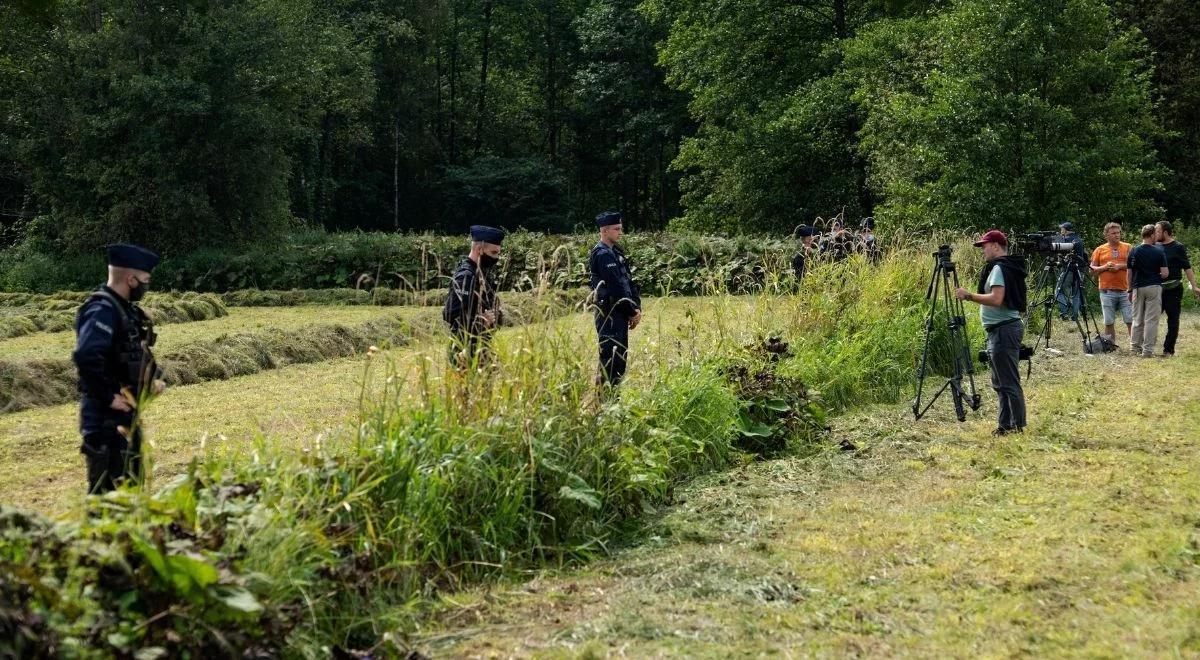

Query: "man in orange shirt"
<box><xmin>1090</xmin><ymin>222</ymin><xmax>1133</xmax><ymax>343</ymax></box>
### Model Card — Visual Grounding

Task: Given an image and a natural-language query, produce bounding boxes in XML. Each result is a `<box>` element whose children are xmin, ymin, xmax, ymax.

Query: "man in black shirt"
<box><xmin>1155</xmin><ymin>221</ymin><xmax>1200</xmax><ymax>357</ymax></box>
<box><xmin>443</xmin><ymin>225</ymin><xmax>504</xmax><ymax>370</ymax></box>
<box><xmin>1126</xmin><ymin>224</ymin><xmax>1169</xmax><ymax>357</ymax></box>
<box><xmin>590</xmin><ymin>211</ymin><xmax>642</xmax><ymax>389</ymax></box>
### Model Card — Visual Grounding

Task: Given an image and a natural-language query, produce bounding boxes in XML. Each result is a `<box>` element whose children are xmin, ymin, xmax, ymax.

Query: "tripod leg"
<box><xmin>913</xmin><ymin>258</ymin><xmax>942</xmax><ymax>418</ymax></box>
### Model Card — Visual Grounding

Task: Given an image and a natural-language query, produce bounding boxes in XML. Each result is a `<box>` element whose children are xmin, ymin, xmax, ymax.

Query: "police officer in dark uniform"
<box><xmin>443</xmin><ymin>225</ymin><xmax>505</xmax><ymax>369</ymax></box>
<box><xmin>589</xmin><ymin>212</ymin><xmax>641</xmax><ymax>388</ymax></box>
<box><xmin>791</xmin><ymin>225</ymin><xmax>818</xmax><ymax>281</ymax></box>
<box><xmin>859</xmin><ymin>217</ymin><xmax>881</xmax><ymax>263</ymax></box>
<box><xmin>819</xmin><ymin>217</ymin><xmax>856</xmax><ymax>262</ymax></box>
<box><xmin>74</xmin><ymin>244</ymin><xmax>165</xmax><ymax>494</ymax></box>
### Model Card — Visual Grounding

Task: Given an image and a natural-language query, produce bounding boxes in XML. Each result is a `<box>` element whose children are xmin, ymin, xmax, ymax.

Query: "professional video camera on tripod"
<box><xmin>913</xmin><ymin>245</ymin><xmax>982</xmax><ymax>422</ymax></box>
<box><xmin>1018</xmin><ymin>231</ymin><xmax>1113</xmax><ymax>355</ymax></box>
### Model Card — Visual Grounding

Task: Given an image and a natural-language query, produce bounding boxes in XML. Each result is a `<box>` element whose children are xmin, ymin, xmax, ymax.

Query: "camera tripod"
<box><xmin>913</xmin><ymin>245</ymin><xmax>982</xmax><ymax>422</ymax></box>
<box><xmin>1028</xmin><ymin>254</ymin><xmax>1103</xmax><ymax>353</ymax></box>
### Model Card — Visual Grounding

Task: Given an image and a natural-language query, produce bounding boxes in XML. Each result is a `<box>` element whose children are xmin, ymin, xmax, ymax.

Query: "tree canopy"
<box><xmin>0</xmin><ymin>0</ymin><xmax>1193</xmax><ymax>253</ymax></box>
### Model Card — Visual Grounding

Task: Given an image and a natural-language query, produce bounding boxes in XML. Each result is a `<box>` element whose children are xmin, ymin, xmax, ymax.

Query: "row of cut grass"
<box><xmin>0</xmin><ymin>292</ymin><xmax>228</xmax><ymax>340</ymax></box>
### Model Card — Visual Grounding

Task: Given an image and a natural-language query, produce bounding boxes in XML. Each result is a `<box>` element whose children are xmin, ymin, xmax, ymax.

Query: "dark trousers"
<box><xmin>596</xmin><ymin>311</ymin><xmax>629</xmax><ymax>387</ymax></box>
<box><xmin>1055</xmin><ymin>270</ymin><xmax>1082</xmax><ymax>320</ymax></box>
<box><xmin>81</xmin><ymin>426</ymin><xmax>142</xmax><ymax>494</ymax></box>
<box><xmin>986</xmin><ymin>321</ymin><xmax>1027</xmax><ymax>430</ymax></box>
<box><xmin>447</xmin><ymin>331</ymin><xmax>493</xmax><ymax>370</ymax></box>
<box><xmin>1162</xmin><ymin>285</ymin><xmax>1183</xmax><ymax>355</ymax></box>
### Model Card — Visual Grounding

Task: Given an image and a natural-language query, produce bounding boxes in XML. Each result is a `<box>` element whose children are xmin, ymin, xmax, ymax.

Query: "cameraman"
<box><xmin>1056</xmin><ymin>222</ymin><xmax>1087</xmax><ymax>321</ymax></box>
<box><xmin>955</xmin><ymin>230</ymin><xmax>1028</xmax><ymax>436</ymax></box>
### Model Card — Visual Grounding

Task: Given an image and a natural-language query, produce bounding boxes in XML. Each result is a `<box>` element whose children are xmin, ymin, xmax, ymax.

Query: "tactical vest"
<box><xmin>77</xmin><ymin>289</ymin><xmax>160</xmax><ymax>397</ymax></box>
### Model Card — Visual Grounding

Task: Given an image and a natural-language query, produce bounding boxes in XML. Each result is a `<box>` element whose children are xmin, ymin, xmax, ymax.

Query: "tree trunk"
<box><xmin>449</xmin><ymin>5</ymin><xmax>460</xmax><ymax>164</ymax></box>
<box><xmin>475</xmin><ymin>0</ymin><xmax>494</xmax><ymax>155</ymax></box>
<box><xmin>545</xmin><ymin>1</ymin><xmax>559</xmax><ymax>163</ymax></box>
<box><xmin>393</xmin><ymin>114</ymin><xmax>401</xmax><ymax>230</ymax></box>
<box><xmin>435</xmin><ymin>28</ymin><xmax>444</xmax><ymax>146</ymax></box>
<box><xmin>833</xmin><ymin>0</ymin><xmax>847</xmax><ymax>39</ymax></box>
<box><xmin>314</xmin><ymin>112</ymin><xmax>333</xmax><ymax>227</ymax></box>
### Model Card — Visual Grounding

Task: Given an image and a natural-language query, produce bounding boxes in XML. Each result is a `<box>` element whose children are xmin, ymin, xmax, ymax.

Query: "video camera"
<box><xmin>1018</xmin><ymin>231</ymin><xmax>1075</xmax><ymax>254</ymax></box>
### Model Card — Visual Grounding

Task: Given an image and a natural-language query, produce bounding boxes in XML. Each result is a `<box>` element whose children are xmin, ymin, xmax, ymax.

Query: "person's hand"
<box><xmin>1107</xmin><ymin>262</ymin><xmax>1116</xmax><ymax>271</ymax></box>
<box><xmin>480</xmin><ymin>309</ymin><xmax>497</xmax><ymax>328</ymax></box>
<box><xmin>110</xmin><ymin>393</ymin><xmax>133</xmax><ymax>413</ymax></box>
<box><xmin>152</xmin><ymin>379</ymin><xmax>166</xmax><ymax>396</ymax></box>
<box><xmin>954</xmin><ymin>287</ymin><xmax>969</xmax><ymax>301</ymax></box>
<box><xmin>1192</xmin><ymin>286</ymin><xmax>1200</xmax><ymax>300</ymax></box>
<box><xmin>629</xmin><ymin>310</ymin><xmax>642</xmax><ymax>330</ymax></box>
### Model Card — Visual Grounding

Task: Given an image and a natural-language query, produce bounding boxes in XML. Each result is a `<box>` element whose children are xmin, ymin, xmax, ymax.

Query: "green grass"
<box><xmin>415</xmin><ymin>315</ymin><xmax>1200</xmax><ymax>657</ymax></box>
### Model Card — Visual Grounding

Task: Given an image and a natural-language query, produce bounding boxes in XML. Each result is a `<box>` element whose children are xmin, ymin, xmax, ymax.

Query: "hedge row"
<box><xmin>0</xmin><ymin>290</ymin><xmax>579</xmax><ymax>414</ymax></box>
<box><xmin>0</xmin><ymin>294</ymin><xmax>228</xmax><ymax>340</ymax></box>
<box><xmin>0</xmin><ymin>230</ymin><xmax>798</xmax><ymax>295</ymax></box>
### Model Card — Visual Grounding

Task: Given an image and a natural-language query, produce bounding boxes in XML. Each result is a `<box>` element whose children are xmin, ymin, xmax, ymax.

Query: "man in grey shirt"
<box><xmin>956</xmin><ymin>230</ymin><xmax>1028</xmax><ymax>436</ymax></box>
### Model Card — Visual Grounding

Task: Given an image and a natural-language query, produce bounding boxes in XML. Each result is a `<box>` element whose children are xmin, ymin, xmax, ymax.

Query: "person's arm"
<box><xmin>446</xmin><ymin>268</ymin><xmax>477</xmax><ymax>333</ymax></box>
<box><xmin>964</xmin><ymin>285</ymin><xmax>1004</xmax><ymax>307</ymax></box>
<box><xmin>1090</xmin><ymin>249</ymin><xmax>1108</xmax><ymax>274</ymax></box>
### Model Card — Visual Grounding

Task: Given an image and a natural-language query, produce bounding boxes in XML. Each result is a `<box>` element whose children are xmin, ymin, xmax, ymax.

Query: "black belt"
<box><xmin>985</xmin><ymin>318</ymin><xmax>1022</xmax><ymax>333</ymax></box>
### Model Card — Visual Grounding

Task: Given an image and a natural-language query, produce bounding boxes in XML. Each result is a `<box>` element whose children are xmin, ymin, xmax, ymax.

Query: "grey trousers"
<box><xmin>1130</xmin><ymin>285</ymin><xmax>1163</xmax><ymax>356</ymax></box>
<box><xmin>986</xmin><ymin>321</ymin><xmax>1026</xmax><ymax>430</ymax></box>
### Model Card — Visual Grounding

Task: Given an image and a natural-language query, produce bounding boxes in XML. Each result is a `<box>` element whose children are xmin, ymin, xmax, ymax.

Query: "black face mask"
<box><xmin>480</xmin><ymin>254</ymin><xmax>499</xmax><ymax>269</ymax></box>
<box><xmin>129</xmin><ymin>280</ymin><xmax>149</xmax><ymax>303</ymax></box>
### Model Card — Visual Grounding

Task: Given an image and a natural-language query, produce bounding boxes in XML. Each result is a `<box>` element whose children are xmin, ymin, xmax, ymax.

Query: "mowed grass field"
<box><xmin>417</xmin><ymin>315</ymin><xmax>1200</xmax><ymax>657</ymax></box>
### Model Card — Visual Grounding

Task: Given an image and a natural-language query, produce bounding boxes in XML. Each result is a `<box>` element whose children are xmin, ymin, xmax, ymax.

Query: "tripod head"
<box><xmin>933</xmin><ymin>244</ymin><xmax>955</xmax><ymax>271</ymax></box>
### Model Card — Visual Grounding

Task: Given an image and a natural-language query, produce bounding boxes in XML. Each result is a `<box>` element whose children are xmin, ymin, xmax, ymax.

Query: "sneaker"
<box><xmin>992</xmin><ymin>426</ymin><xmax>1025</xmax><ymax>436</ymax></box>
<box><xmin>1139</xmin><ymin>353</ymin><xmax>1154</xmax><ymax>359</ymax></box>
<box><xmin>1161</xmin><ymin>352</ymin><xmax>1174</xmax><ymax>359</ymax></box>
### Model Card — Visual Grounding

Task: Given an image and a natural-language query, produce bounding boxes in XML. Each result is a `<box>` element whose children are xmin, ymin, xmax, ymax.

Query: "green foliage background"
<box><xmin>1</xmin><ymin>0</ymin><xmax>1197</xmax><ymax>258</ymax></box>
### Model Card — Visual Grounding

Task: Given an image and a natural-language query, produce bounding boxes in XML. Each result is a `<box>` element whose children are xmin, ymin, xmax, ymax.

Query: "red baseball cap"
<box><xmin>973</xmin><ymin>229</ymin><xmax>1008</xmax><ymax>247</ymax></box>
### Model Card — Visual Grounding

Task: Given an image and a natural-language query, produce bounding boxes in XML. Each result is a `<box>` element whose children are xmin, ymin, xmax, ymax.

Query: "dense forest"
<box><xmin>0</xmin><ymin>0</ymin><xmax>1196</xmax><ymax>253</ymax></box>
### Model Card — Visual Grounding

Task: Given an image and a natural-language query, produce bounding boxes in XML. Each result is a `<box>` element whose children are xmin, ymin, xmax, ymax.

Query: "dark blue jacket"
<box><xmin>589</xmin><ymin>242</ymin><xmax>641</xmax><ymax>316</ymax></box>
<box><xmin>442</xmin><ymin>257</ymin><xmax>500</xmax><ymax>336</ymax></box>
<box><xmin>1062</xmin><ymin>232</ymin><xmax>1087</xmax><ymax>266</ymax></box>
<box><xmin>73</xmin><ymin>286</ymin><xmax>157</xmax><ymax>434</ymax></box>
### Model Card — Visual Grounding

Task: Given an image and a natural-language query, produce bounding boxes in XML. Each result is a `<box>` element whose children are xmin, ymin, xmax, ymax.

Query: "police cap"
<box><xmin>106</xmin><ymin>243</ymin><xmax>160</xmax><ymax>272</ymax></box>
<box><xmin>469</xmin><ymin>225</ymin><xmax>505</xmax><ymax>244</ymax></box>
<box><xmin>596</xmin><ymin>211</ymin><xmax>622</xmax><ymax>228</ymax></box>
